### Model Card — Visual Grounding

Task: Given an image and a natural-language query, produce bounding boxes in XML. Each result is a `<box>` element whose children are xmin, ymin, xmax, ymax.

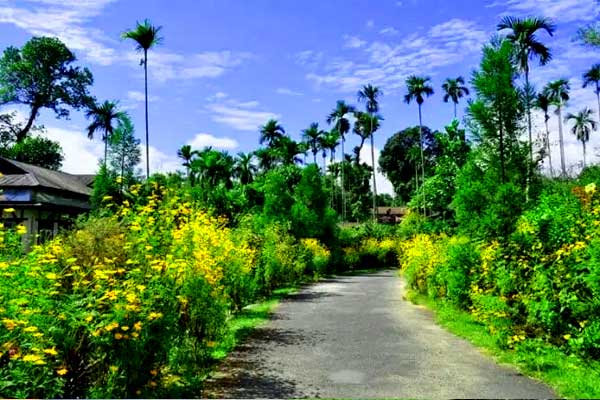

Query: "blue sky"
<box><xmin>0</xmin><ymin>0</ymin><xmax>599</xmax><ymax>192</ymax></box>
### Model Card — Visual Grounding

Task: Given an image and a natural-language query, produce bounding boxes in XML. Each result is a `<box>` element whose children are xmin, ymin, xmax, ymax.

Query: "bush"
<box><xmin>0</xmin><ymin>182</ymin><xmax>336</xmax><ymax>398</ymax></box>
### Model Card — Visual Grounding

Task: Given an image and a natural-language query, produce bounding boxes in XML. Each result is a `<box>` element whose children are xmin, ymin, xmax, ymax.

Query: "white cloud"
<box><xmin>379</xmin><ymin>27</ymin><xmax>399</xmax><ymax>36</ymax></box>
<box><xmin>187</xmin><ymin>133</ymin><xmax>238</xmax><ymax>150</ymax></box>
<box><xmin>488</xmin><ymin>0</ymin><xmax>600</xmax><ymax>23</ymax></box>
<box><xmin>127</xmin><ymin>91</ymin><xmax>159</xmax><ymax>103</ymax></box>
<box><xmin>0</xmin><ymin>0</ymin><xmax>118</xmax><ymax>65</ymax></box>
<box><xmin>41</xmin><ymin>126</ymin><xmax>103</xmax><ymax>174</ymax></box>
<box><xmin>359</xmin><ymin>144</ymin><xmax>394</xmax><ymax>195</ymax></box>
<box><xmin>276</xmin><ymin>87</ymin><xmax>303</xmax><ymax>96</ymax></box>
<box><xmin>366</xmin><ymin>20</ymin><xmax>375</xmax><ymax>29</ymax></box>
<box><xmin>305</xmin><ymin>18</ymin><xmax>489</xmax><ymax>93</ymax></box>
<box><xmin>343</xmin><ymin>35</ymin><xmax>367</xmax><ymax>49</ymax></box>
<box><xmin>206</xmin><ymin>97</ymin><xmax>281</xmax><ymax>131</ymax></box>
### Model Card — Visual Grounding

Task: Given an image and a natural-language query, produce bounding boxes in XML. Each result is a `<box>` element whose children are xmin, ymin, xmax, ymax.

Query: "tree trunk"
<box><xmin>17</xmin><ymin>105</ymin><xmax>40</xmax><ymax>143</ymax></box>
<box><xmin>499</xmin><ymin>115</ymin><xmax>505</xmax><ymax>184</ymax></box>
<box><xmin>583</xmin><ymin>140</ymin><xmax>587</xmax><ymax>169</ymax></box>
<box><xmin>104</xmin><ymin>134</ymin><xmax>108</xmax><ymax>167</ymax></box>
<box><xmin>544</xmin><ymin>116</ymin><xmax>553</xmax><ymax>177</ymax></box>
<box><xmin>454</xmin><ymin>102</ymin><xmax>457</xmax><ymax>120</ymax></box>
<box><xmin>370</xmin><ymin>116</ymin><xmax>377</xmax><ymax>223</ymax></box>
<box><xmin>596</xmin><ymin>84</ymin><xmax>600</xmax><ymax>129</ymax></box>
<box><xmin>525</xmin><ymin>71</ymin><xmax>532</xmax><ymax>201</ymax></box>
<box><xmin>313</xmin><ymin>150</ymin><xmax>317</xmax><ymax>165</ymax></box>
<box><xmin>558</xmin><ymin>105</ymin><xmax>567</xmax><ymax>177</ymax></box>
<box><xmin>418</xmin><ymin>103</ymin><xmax>426</xmax><ymax>217</ymax></box>
<box><xmin>339</xmin><ymin>121</ymin><xmax>346</xmax><ymax>222</ymax></box>
<box><xmin>144</xmin><ymin>49</ymin><xmax>150</xmax><ymax>179</ymax></box>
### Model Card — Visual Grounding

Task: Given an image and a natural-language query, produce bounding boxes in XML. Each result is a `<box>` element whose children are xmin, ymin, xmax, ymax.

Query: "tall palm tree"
<box><xmin>583</xmin><ymin>63</ymin><xmax>600</xmax><ymax>126</ymax></box>
<box><xmin>352</xmin><ymin>111</ymin><xmax>381</xmax><ymax>161</ymax></box>
<box><xmin>302</xmin><ymin>122</ymin><xmax>325</xmax><ymax>165</ymax></box>
<box><xmin>404</xmin><ymin>75</ymin><xmax>434</xmax><ymax>215</ymax></box>
<box><xmin>259</xmin><ymin>119</ymin><xmax>285</xmax><ymax>147</ymax></box>
<box><xmin>357</xmin><ymin>84</ymin><xmax>383</xmax><ymax>221</ymax></box>
<box><xmin>234</xmin><ymin>152</ymin><xmax>257</xmax><ymax>185</ymax></box>
<box><xmin>327</xmin><ymin>100</ymin><xmax>356</xmax><ymax>221</ymax></box>
<box><xmin>543</xmin><ymin>79</ymin><xmax>570</xmax><ymax>176</ymax></box>
<box><xmin>565</xmin><ymin>108</ymin><xmax>597</xmax><ymax>168</ymax></box>
<box><xmin>85</xmin><ymin>100</ymin><xmax>125</xmax><ymax>166</ymax></box>
<box><xmin>177</xmin><ymin>144</ymin><xmax>198</xmax><ymax>179</ymax></box>
<box><xmin>535</xmin><ymin>92</ymin><xmax>554</xmax><ymax>176</ymax></box>
<box><xmin>442</xmin><ymin>77</ymin><xmax>470</xmax><ymax>119</ymax></box>
<box><xmin>319</xmin><ymin>129</ymin><xmax>340</xmax><ymax>172</ymax></box>
<box><xmin>497</xmin><ymin>16</ymin><xmax>556</xmax><ymax>165</ymax></box>
<box><xmin>122</xmin><ymin>19</ymin><xmax>163</xmax><ymax>179</ymax></box>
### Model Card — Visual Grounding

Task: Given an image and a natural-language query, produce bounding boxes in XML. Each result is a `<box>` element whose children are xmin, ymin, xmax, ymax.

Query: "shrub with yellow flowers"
<box><xmin>0</xmin><ymin>181</ymin><xmax>335</xmax><ymax>398</ymax></box>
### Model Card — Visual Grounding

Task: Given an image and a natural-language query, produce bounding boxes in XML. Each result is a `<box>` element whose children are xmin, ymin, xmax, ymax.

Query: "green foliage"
<box><xmin>0</xmin><ymin>37</ymin><xmax>93</xmax><ymax>141</ymax></box>
<box><xmin>379</xmin><ymin>125</ymin><xmax>440</xmax><ymax>203</ymax></box>
<box><xmin>91</xmin><ymin>164</ymin><xmax>120</xmax><ymax>210</ymax></box>
<box><xmin>108</xmin><ymin>115</ymin><xmax>141</xmax><ymax>186</ymax></box>
<box><xmin>0</xmin><ymin>135</ymin><xmax>63</xmax><ymax>170</ymax></box>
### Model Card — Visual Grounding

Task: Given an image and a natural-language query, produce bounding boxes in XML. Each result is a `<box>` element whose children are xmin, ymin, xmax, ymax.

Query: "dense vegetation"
<box><xmin>0</xmin><ymin>11</ymin><xmax>599</xmax><ymax>399</ymax></box>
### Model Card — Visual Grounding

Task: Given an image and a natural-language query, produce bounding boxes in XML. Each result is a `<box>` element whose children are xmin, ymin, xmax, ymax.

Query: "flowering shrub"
<box><xmin>0</xmin><ymin>183</ymin><xmax>331</xmax><ymax>398</ymax></box>
<box><xmin>398</xmin><ymin>182</ymin><xmax>600</xmax><ymax>359</ymax></box>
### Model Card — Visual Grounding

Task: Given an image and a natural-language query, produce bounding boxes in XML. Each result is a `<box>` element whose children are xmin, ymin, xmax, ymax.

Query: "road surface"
<box><xmin>203</xmin><ymin>270</ymin><xmax>554</xmax><ymax>399</ymax></box>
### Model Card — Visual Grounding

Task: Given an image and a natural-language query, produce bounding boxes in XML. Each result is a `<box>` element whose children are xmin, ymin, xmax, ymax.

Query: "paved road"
<box><xmin>203</xmin><ymin>270</ymin><xmax>555</xmax><ymax>399</ymax></box>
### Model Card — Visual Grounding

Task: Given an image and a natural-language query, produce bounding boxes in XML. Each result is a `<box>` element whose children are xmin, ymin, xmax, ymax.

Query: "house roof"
<box><xmin>376</xmin><ymin>207</ymin><xmax>408</xmax><ymax>215</ymax></box>
<box><xmin>0</xmin><ymin>157</ymin><xmax>93</xmax><ymax>196</ymax></box>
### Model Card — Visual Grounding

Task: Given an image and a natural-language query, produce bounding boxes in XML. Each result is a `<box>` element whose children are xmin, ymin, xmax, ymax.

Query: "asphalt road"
<box><xmin>202</xmin><ymin>270</ymin><xmax>555</xmax><ymax>399</ymax></box>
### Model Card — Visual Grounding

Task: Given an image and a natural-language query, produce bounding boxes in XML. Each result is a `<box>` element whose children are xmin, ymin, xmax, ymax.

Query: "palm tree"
<box><xmin>543</xmin><ymin>79</ymin><xmax>570</xmax><ymax>176</ymax></box>
<box><xmin>319</xmin><ymin>129</ymin><xmax>340</xmax><ymax>172</ymax></box>
<box><xmin>442</xmin><ymin>77</ymin><xmax>470</xmax><ymax>119</ymax></box>
<box><xmin>405</xmin><ymin>75</ymin><xmax>434</xmax><ymax>215</ymax></box>
<box><xmin>302</xmin><ymin>122</ymin><xmax>325</xmax><ymax>165</ymax></box>
<box><xmin>177</xmin><ymin>144</ymin><xmax>197</xmax><ymax>179</ymax></box>
<box><xmin>565</xmin><ymin>108</ymin><xmax>597</xmax><ymax>168</ymax></box>
<box><xmin>259</xmin><ymin>119</ymin><xmax>285</xmax><ymax>147</ymax></box>
<box><xmin>277</xmin><ymin>136</ymin><xmax>304</xmax><ymax>165</ymax></box>
<box><xmin>85</xmin><ymin>100</ymin><xmax>125</xmax><ymax>166</ymax></box>
<box><xmin>535</xmin><ymin>92</ymin><xmax>554</xmax><ymax>176</ymax></box>
<box><xmin>497</xmin><ymin>16</ymin><xmax>555</xmax><ymax>165</ymax></box>
<box><xmin>358</xmin><ymin>84</ymin><xmax>383</xmax><ymax>221</ymax></box>
<box><xmin>352</xmin><ymin>111</ymin><xmax>381</xmax><ymax>161</ymax></box>
<box><xmin>234</xmin><ymin>152</ymin><xmax>257</xmax><ymax>185</ymax></box>
<box><xmin>583</xmin><ymin>64</ymin><xmax>600</xmax><ymax>126</ymax></box>
<box><xmin>122</xmin><ymin>19</ymin><xmax>163</xmax><ymax>179</ymax></box>
<box><xmin>327</xmin><ymin>100</ymin><xmax>356</xmax><ymax>221</ymax></box>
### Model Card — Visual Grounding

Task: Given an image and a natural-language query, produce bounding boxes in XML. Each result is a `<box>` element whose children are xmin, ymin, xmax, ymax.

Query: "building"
<box><xmin>376</xmin><ymin>206</ymin><xmax>407</xmax><ymax>224</ymax></box>
<box><xmin>0</xmin><ymin>157</ymin><xmax>94</xmax><ymax>244</ymax></box>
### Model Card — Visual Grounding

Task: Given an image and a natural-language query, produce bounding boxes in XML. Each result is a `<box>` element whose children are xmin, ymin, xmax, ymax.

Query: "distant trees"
<box><xmin>0</xmin><ymin>36</ymin><xmax>94</xmax><ymax>142</ymax></box>
<box><xmin>108</xmin><ymin>114</ymin><xmax>141</xmax><ymax>186</ymax></box>
<box><xmin>583</xmin><ymin>64</ymin><xmax>600</xmax><ymax>124</ymax></box>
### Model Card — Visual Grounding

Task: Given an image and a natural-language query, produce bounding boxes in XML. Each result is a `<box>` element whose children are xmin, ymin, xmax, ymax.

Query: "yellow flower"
<box><xmin>121</xmin><ymin>325</ymin><xmax>129</xmax><ymax>331</ymax></box>
<box><xmin>3</xmin><ymin>207</ymin><xmax>15</xmax><ymax>213</ymax></box>
<box><xmin>147</xmin><ymin>312</ymin><xmax>163</xmax><ymax>321</ymax></box>
<box><xmin>22</xmin><ymin>354</ymin><xmax>44</xmax><ymax>363</ymax></box>
<box><xmin>84</xmin><ymin>315</ymin><xmax>93</xmax><ymax>322</ymax></box>
<box><xmin>585</xmin><ymin>182</ymin><xmax>596</xmax><ymax>194</ymax></box>
<box><xmin>134</xmin><ymin>321</ymin><xmax>143</xmax><ymax>331</ymax></box>
<box><xmin>16</xmin><ymin>225</ymin><xmax>27</xmax><ymax>235</ymax></box>
<box><xmin>45</xmin><ymin>272</ymin><xmax>58</xmax><ymax>280</ymax></box>
<box><xmin>564</xmin><ymin>334</ymin><xmax>572</xmax><ymax>340</ymax></box>
<box><xmin>109</xmin><ymin>365</ymin><xmax>119</xmax><ymax>373</ymax></box>
<box><xmin>114</xmin><ymin>333</ymin><xmax>123</xmax><ymax>340</ymax></box>
<box><xmin>102</xmin><ymin>195</ymin><xmax>113</xmax><ymax>201</ymax></box>
<box><xmin>23</xmin><ymin>326</ymin><xmax>39</xmax><ymax>333</ymax></box>
<box><xmin>1</xmin><ymin>318</ymin><xmax>16</xmax><ymax>330</ymax></box>
<box><xmin>43</xmin><ymin>347</ymin><xmax>58</xmax><ymax>356</ymax></box>
<box><xmin>57</xmin><ymin>368</ymin><xmax>68</xmax><ymax>376</ymax></box>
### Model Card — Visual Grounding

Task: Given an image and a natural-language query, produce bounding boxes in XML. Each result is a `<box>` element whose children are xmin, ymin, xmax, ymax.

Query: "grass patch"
<box><xmin>211</xmin><ymin>287</ymin><xmax>297</xmax><ymax>360</ymax></box>
<box><xmin>406</xmin><ymin>290</ymin><xmax>600</xmax><ymax>399</ymax></box>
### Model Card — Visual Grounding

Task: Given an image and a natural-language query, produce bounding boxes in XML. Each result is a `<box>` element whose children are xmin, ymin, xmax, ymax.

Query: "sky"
<box><xmin>0</xmin><ymin>0</ymin><xmax>599</xmax><ymax>194</ymax></box>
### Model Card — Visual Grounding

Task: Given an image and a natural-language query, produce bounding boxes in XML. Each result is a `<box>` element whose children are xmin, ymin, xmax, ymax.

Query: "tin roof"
<box><xmin>0</xmin><ymin>157</ymin><xmax>93</xmax><ymax>196</ymax></box>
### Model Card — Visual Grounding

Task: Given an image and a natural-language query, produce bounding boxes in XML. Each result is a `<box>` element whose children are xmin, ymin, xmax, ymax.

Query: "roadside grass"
<box><xmin>211</xmin><ymin>287</ymin><xmax>298</xmax><ymax>360</ymax></box>
<box><xmin>405</xmin><ymin>290</ymin><xmax>600</xmax><ymax>399</ymax></box>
